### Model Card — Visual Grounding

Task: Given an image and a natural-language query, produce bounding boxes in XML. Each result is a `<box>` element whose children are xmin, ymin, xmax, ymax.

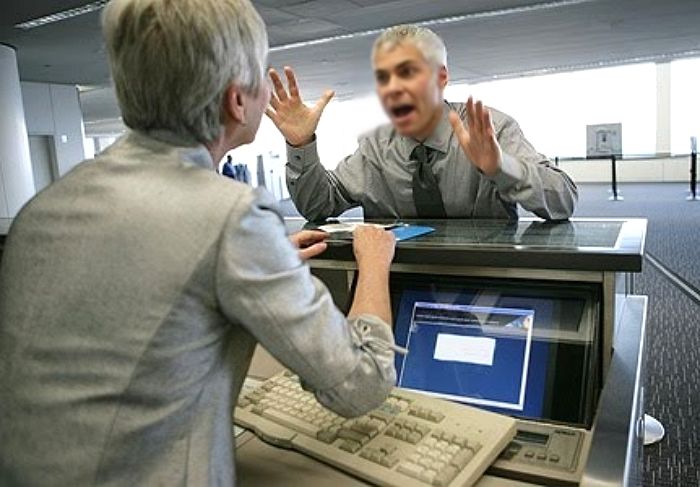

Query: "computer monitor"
<box><xmin>387</xmin><ymin>273</ymin><xmax>599</xmax><ymax>427</ymax></box>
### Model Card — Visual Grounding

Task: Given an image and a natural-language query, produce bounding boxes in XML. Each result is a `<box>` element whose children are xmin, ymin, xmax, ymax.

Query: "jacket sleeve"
<box><xmin>286</xmin><ymin>137</ymin><xmax>368</xmax><ymax>222</ymax></box>
<box><xmin>215</xmin><ymin>188</ymin><xmax>397</xmax><ymax>417</ymax></box>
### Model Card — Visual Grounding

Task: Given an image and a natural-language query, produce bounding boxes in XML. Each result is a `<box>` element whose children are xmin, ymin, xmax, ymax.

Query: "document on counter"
<box><xmin>317</xmin><ymin>222</ymin><xmax>395</xmax><ymax>233</ymax></box>
<box><xmin>317</xmin><ymin>222</ymin><xmax>434</xmax><ymax>242</ymax></box>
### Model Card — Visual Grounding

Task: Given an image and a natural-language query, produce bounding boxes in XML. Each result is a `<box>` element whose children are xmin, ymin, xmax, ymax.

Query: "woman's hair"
<box><xmin>102</xmin><ymin>0</ymin><xmax>268</xmax><ymax>144</ymax></box>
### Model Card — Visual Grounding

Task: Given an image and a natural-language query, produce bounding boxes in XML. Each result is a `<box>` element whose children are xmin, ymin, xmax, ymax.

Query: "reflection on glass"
<box><xmin>390</xmin><ymin>274</ymin><xmax>597</xmax><ymax>426</ymax></box>
<box><xmin>298</xmin><ymin>218</ymin><xmax>624</xmax><ymax>250</ymax></box>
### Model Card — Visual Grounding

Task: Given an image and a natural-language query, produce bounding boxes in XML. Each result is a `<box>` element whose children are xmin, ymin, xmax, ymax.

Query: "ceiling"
<box><xmin>2</xmin><ymin>0</ymin><xmax>700</xmax><ymax>135</ymax></box>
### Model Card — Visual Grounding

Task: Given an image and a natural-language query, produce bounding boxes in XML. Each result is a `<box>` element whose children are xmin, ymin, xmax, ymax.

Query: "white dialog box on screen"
<box><xmin>433</xmin><ymin>334</ymin><xmax>496</xmax><ymax>366</ymax></box>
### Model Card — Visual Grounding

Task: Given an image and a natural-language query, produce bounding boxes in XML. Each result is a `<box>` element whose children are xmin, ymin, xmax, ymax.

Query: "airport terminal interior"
<box><xmin>1</xmin><ymin>0</ymin><xmax>700</xmax><ymax>486</ymax></box>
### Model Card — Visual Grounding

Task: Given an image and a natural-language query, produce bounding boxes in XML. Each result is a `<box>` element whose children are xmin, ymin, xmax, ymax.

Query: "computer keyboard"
<box><xmin>234</xmin><ymin>372</ymin><xmax>517</xmax><ymax>487</ymax></box>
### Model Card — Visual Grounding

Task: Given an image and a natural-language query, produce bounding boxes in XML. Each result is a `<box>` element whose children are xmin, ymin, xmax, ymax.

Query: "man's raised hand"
<box><xmin>265</xmin><ymin>66</ymin><xmax>334</xmax><ymax>147</ymax></box>
<box><xmin>449</xmin><ymin>96</ymin><xmax>503</xmax><ymax>177</ymax></box>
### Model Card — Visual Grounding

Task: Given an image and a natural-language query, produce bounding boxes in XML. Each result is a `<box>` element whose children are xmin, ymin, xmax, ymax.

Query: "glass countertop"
<box><xmin>286</xmin><ymin>218</ymin><xmax>643</xmax><ymax>252</ymax></box>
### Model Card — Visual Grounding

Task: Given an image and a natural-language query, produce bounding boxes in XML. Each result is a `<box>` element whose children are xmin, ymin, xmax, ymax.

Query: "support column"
<box><xmin>0</xmin><ymin>44</ymin><xmax>35</xmax><ymax>218</ymax></box>
<box><xmin>656</xmin><ymin>62</ymin><xmax>672</xmax><ymax>157</ymax></box>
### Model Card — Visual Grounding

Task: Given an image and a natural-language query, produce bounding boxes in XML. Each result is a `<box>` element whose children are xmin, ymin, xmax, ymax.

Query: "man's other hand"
<box><xmin>449</xmin><ymin>96</ymin><xmax>503</xmax><ymax>177</ymax></box>
<box><xmin>289</xmin><ymin>230</ymin><xmax>329</xmax><ymax>260</ymax></box>
<box><xmin>265</xmin><ymin>66</ymin><xmax>334</xmax><ymax>147</ymax></box>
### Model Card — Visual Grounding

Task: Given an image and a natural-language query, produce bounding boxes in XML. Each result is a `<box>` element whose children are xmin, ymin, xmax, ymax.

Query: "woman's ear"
<box><xmin>222</xmin><ymin>84</ymin><xmax>246</xmax><ymax>124</ymax></box>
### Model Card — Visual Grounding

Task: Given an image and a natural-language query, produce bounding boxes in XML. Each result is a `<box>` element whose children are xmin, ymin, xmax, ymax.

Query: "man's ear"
<box><xmin>222</xmin><ymin>83</ymin><xmax>246</xmax><ymax>124</ymax></box>
<box><xmin>437</xmin><ymin>65</ymin><xmax>449</xmax><ymax>90</ymax></box>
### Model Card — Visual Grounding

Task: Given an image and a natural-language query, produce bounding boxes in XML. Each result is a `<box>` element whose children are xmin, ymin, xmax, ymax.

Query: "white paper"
<box><xmin>433</xmin><ymin>334</ymin><xmax>496</xmax><ymax>366</ymax></box>
<box><xmin>317</xmin><ymin>222</ymin><xmax>394</xmax><ymax>234</ymax></box>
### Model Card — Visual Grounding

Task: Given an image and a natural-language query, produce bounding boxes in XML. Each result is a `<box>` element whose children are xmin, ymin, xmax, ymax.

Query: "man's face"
<box><xmin>373</xmin><ymin>42</ymin><xmax>448</xmax><ymax>139</ymax></box>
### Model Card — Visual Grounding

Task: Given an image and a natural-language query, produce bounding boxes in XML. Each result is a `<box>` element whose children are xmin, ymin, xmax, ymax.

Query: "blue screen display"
<box><xmin>394</xmin><ymin>290</ymin><xmax>552</xmax><ymax>420</ymax></box>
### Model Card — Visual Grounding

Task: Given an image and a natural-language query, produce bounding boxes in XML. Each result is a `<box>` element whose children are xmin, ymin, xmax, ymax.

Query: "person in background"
<box><xmin>267</xmin><ymin>24</ymin><xmax>578</xmax><ymax>221</ymax></box>
<box><xmin>0</xmin><ymin>0</ymin><xmax>398</xmax><ymax>485</ymax></box>
<box><xmin>222</xmin><ymin>153</ymin><xmax>236</xmax><ymax>178</ymax></box>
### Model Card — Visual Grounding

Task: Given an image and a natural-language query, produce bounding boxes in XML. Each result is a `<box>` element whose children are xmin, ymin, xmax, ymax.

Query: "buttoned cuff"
<box><xmin>310</xmin><ymin>314</ymin><xmax>402</xmax><ymax>417</ymax></box>
<box><xmin>348</xmin><ymin>314</ymin><xmax>407</xmax><ymax>356</ymax></box>
<box><xmin>287</xmin><ymin>136</ymin><xmax>320</xmax><ymax>174</ymax></box>
<box><xmin>487</xmin><ymin>152</ymin><xmax>525</xmax><ymax>191</ymax></box>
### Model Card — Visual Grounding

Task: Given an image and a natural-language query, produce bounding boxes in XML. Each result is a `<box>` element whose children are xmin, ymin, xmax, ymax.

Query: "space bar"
<box><xmin>261</xmin><ymin>409</ymin><xmax>320</xmax><ymax>437</ymax></box>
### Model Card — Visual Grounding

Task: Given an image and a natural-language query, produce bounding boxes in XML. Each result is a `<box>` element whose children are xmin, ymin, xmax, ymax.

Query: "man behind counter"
<box><xmin>266</xmin><ymin>24</ymin><xmax>577</xmax><ymax>222</ymax></box>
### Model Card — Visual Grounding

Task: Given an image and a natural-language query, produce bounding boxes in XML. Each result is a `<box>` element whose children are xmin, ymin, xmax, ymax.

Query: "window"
<box><xmin>445</xmin><ymin>63</ymin><xmax>657</xmax><ymax>158</ymax></box>
<box><xmin>671</xmin><ymin>57</ymin><xmax>700</xmax><ymax>155</ymax></box>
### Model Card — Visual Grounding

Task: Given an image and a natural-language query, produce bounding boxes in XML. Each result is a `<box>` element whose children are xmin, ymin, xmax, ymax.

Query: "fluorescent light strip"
<box><xmin>14</xmin><ymin>0</ymin><xmax>109</xmax><ymax>30</ymax></box>
<box><xmin>460</xmin><ymin>49</ymin><xmax>700</xmax><ymax>84</ymax></box>
<box><xmin>270</xmin><ymin>0</ymin><xmax>599</xmax><ymax>52</ymax></box>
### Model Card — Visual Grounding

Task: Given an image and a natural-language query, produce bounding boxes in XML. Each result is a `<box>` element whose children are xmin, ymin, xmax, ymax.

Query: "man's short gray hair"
<box><xmin>103</xmin><ymin>0</ymin><xmax>268</xmax><ymax>144</ymax></box>
<box><xmin>372</xmin><ymin>24</ymin><xmax>447</xmax><ymax>68</ymax></box>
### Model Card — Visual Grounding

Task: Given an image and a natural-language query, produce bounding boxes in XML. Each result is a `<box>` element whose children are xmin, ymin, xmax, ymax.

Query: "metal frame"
<box><xmin>582</xmin><ymin>295</ymin><xmax>647</xmax><ymax>486</ymax></box>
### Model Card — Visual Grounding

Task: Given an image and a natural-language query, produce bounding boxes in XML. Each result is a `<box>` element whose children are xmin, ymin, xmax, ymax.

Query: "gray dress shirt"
<box><xmin>286</xmin><ymin>102</ymin><xmax>577</xmax><ymax>221</ymax></box>
<box><xmin>0</xmin><ymin>130</ymin><xmax>396</xmax><ymax>486</ymax></box>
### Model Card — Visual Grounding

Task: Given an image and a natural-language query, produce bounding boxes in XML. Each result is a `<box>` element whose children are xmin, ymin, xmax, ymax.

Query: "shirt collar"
<box><xmin>397</xmin><ymin>100</ymin><xmax>453</xmax><ymax>158</ymax></box>
<box><xmin>126</xmin><ymin>129</ymin><xmax>216</xmax><ymax>170</ymax></box>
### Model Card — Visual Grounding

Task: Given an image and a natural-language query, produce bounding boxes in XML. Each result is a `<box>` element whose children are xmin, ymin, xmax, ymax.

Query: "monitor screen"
<box><xmin>388</xmin><ymin>273</ymin><xmax>597</xmax><ymax>425</ymax></box>
<box><xmin>397</xmin><ymin>300</ymin><xmax>535</xmax><ymax>411</ymax></box>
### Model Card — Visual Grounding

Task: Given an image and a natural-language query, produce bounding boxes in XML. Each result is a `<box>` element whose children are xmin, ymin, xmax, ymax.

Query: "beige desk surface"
<box><xmin>235</xmin><ymin>433</ymin><xmax>533</xmax><ymax>487</ymax></box>
<box><xmin>239</xmin><ymin>347</ymin><xmax>535</xmax><ymax>487</ymax></box>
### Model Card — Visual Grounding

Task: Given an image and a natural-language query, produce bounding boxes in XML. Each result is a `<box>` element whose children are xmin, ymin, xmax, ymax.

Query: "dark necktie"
<box><xmin>411</xmin><ymin>144</ymin><xmax>446</xmax><ymax>218</ymax></box>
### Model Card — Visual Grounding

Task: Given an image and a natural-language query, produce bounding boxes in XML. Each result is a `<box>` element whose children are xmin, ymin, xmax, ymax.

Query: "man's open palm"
<box><xmin>449</xmin><ymin>97</ymin><xmax>503</xmax><ymax>177</ymax></box>
<box><xmin>265</xmin><ymin>67</ymin><xmax>334</xmax><ymax>147</ymax></box>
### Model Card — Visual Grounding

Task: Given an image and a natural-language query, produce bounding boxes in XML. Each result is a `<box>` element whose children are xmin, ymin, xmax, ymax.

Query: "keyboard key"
<box><xmin>380</xmin><ymin>455</ymin><xmax>400</xmax><ymax>469</ymax></box>
<box><xmin>337</xmin><ymin>428</ymin><xmax>370</xmax><ymax>445</ymax></box>
<box><xmin>384</xmin><ymin>426</ymin><xmax>399</xmax><ymax>438</ymax></box>
<box><xmin>407</xmin><ymin>432</ymin><xmax>422</xmax><ymax>444</ymax></box>
<box><xmin>427</xmin><ymin>411</ymin><xmax>445</xmax><ymax>423</ymax></box>
<box><xmin>397</xmin><ymin>400</ymin><xmax>410</xmax><ymax>411</ymax></box>
<box><xmin>316</xmin><ymin>429</ymin><xmax>337</xmax><ymax>443</ymax></box>
<box><xmin>397</xmin><ymin>462</ymin><xmax>424</xmax><ymax>479</ymax></box>
<box><xmin>415</xmin><ymin>424</ymin><xmax>430</xmax><ymax>436</ymax></box>
<box><xmin>359</xmin><ymin>448</ymin><xmax>380</xmax><ymax>463</ymax></box>
<box><xmin>396</xmin><ymin>430</ymin><xmax>410</xmax><ymax>442</ymax></box>
<box><xmin>370</xmin><ymin>410</ymin><xmax>395</xmax><ymax>424</ymax></box>
<box><xmin>338</xmin><ymin>440</ymin><xmax>362</xmax><ymax>453</ymax></box>
<box><xmin>427</xmin><ymin>449</ymin><xmax>442</xmax><ymax>460</ymax></box>
<box><xmin>378</xmin><ymin>444</ymin><xmax>397</xmax><ymax>456</ymax></box>
<box><xmin>420</xmin><ymin>469</ymin><xmax>438</xmax><ymax>483</ymax></box>
<box><xmin>262</xmin><ymin>409</ymin><xmax>319</xmax><ymax>436</ymax></box>
<box><xmin>450</xmin><ymin>449</ymin><xmax>474</xmax><ymax>468</ymax></box>
<box><xmin>432</xmin><ymin>466</ymin><xmax>459</xmax><ymax>487</ymax></box>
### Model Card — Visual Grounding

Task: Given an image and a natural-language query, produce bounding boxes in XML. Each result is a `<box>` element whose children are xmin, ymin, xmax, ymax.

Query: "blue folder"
<box><xmin>391</xmin><ymin>225</ymin><xmax>435</xmax><ymax>241</ymax></box>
